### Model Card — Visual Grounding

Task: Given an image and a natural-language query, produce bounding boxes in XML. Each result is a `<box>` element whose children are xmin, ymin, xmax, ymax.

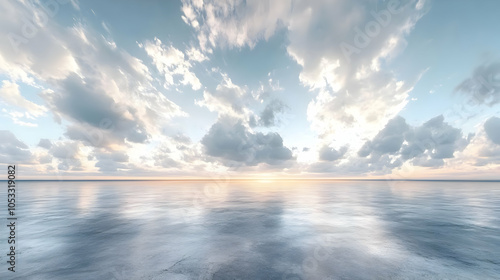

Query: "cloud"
<box><xmin>184</xmin><ymin>0</ymin><xmax>426</xmax><ymax>152</ymax></box>
<box><xmin>197</xmin><ymin>72</ymin><xmax>294</xmax><ymax>169</ymax></box>
<box><xmin>359</xmin><ymin>115</ymin><xmax>470</xmax><ymax>168</ymax></box>
<box><xmin>92</xmin><ymin>150</ymin><xmax>131</xmax><ymax>172</ymax></box>
<box><xmin>1</xmin><ymin>0</ymin><xmax>187</xmax><ymax>176</ymax></box>
<box><xmin>153</xmin><ymin>143</ymin><xmax>180</xmax><ymax>168</ymax></box>
<box><xmin>402</xmin><ymin>115</ymin><xmax>467</xmax><ymax>162</ymax></box>
<box><xmin>319</xmin><ymin>145</ymin><xmax>348</xmax><ymax>162</ymax></box>
<box><xmin>358</xmin><ymin>116</ymin><xmax>409</xmax><ymax>157</ymax></box>
<box><xmin>0</xmin><ymin>1</ymin><xmax>79</xmax><ymax>83</ymax></box>
<box><xmin>298</xmin><ymin>0</ymin><xmax>425</xmax><ymax>151</ymax></box>
<box><xmin>251</xmin><ymin>76</ymin><xmax>283</xmax><ymax>102</ymax></box>
<box><xmin>309</xmin><ymin>114</ymin><xmax>471</xmax><ymax>175</ymax></box>
<box><xmin>181</xmin><ymin>0</ymin><xmax>292</xmax><ymax>51</ymax></box>
<box><xmin>45</xmin><ymin>74</ymin><xmax>150</xmax><ymax>145</ymax></box>
<box><xmin>0</xmin><ymin>130</ymin><xmax>33</xmax><ymax>163</ymax></box>
<box><xmin>202</xmin><ymin>116</ymin><xmax>294</xmax><ymax>166</ymax></box>
<box><xmin>0</xmin><ymin>80</ymin><xmax>47</xmax><ymax>117</ymax></box>
<box><xmin>454</xmin><ymin>118</ymin><xmax>500</xmax><ymax>167</ymax></box>
<box><xmin>196</xmin><ymin>72</ymin><xmax>252</xmax><ymax>119</ymax></box>
<box><xmin>38</xmin><ymin>138</ymin><xmax>52</xmax><ymax>149</ymax></box>
<box><xmin>257</xmin><ymin>99</ymin><xmax>286</xmax><ymax>127</ymax></box>
<box><xmin>484</xmin><ymin>116</ymin><xmax>500</xmax><ymax>145</ymax></box>
<box><xmin>186</xmin><ymin>46</ymin><xmax>208</xmax><ymax>62</ymax></box>
<box><xmin>139</xmin><ymin>37</ymin><xmax>202</xmax><ymax>90</ymax></box>
<box><xmin>49</xmin><ymin>140</ymin><xmax>83</xmax><ymax>171</ymax></box>
<box><xmin>455</xmin><ymin>62</ymin><xmax>500</xmax><ymax>106</ymax></box>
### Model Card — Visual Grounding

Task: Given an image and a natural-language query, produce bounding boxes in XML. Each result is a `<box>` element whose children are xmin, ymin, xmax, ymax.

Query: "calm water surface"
<box><xmin>1</xmin><ymin>181</ymin><xmax>499</xmax><ymax>279</ymax></box>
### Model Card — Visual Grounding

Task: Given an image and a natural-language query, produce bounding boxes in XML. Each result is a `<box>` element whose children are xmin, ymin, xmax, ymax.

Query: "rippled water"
<box><xmin>1</xmin><ymin>180</ymin><xmax>499</xmax><ymax>279</ymax></box>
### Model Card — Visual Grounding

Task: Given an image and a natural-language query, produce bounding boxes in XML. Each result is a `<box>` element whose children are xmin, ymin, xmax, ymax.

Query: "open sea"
<box><xmin>1</xmin><ymin>180</ymin><xmax>499</xmax><ymax>279</ymax></box>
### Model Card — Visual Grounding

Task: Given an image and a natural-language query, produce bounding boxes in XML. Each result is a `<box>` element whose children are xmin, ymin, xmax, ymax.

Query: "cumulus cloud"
<box><xmin>183</xmin><ymin>0</ymin><xmax>427</xmax><ymax>152</ymax></box>
<box><xmin>359</xmin><ymin>115</ymin><xmax>470</xmax><ymax>168</ymax></box>
<box><xmin>0</xmin><ymin>130</ymin><xmax>33</xmax><ymax>163</ymax></box>
<box><xmin>455</xmin><ymin>62</ymin><xmax>500</xmax><ymax>106</ymax></box>
<box><xmin>139</xmin><ymin>38</ymin><xmax>202</xmax><ymax>90</ymax></box>
<box><xmin>196</xmin><ymin>72</ymin><xmax>293</xmax><ymax>169</ymax></box>
<box><xmin>308</xmin><ymin>115</ymin><xmax>470</xmax><ymax>174</ymax></box>
<box><xmin>202</xmin><ymin>116</ymin><xmax>294</xmax><ymax>166</ymax></box>
<box><xmin>358</xmin><ymin>116</ymin><xmax>409</xmax><ymax>157</ymax></box>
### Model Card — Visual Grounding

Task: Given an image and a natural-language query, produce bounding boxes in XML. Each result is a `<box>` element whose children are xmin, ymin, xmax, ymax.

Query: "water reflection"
<box><xmin>1</xmin><ymin>181</ymin><xmax>499</xmax><ymax>279</ymax></box>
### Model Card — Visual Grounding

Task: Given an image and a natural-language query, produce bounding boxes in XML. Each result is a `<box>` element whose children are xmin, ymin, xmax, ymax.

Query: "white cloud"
<box><xmin>139</xmin><ymin>37</ymin><xmax>202</xmax><ymax>90</ymax></box>
<box><xmin>196</xmin><ymin>72</ymin><xmax>250</xmax><ymax>119</ymax></box>
<box><xmin>0</xmin><ymin>80</ymin><xmax>46</xmax><ymax>117</ymax></box>
<box><xmin>182</xmin><ymin>0</ymin><xmax>292</xmax><ymax>52</ymax></box>
<box><xmin>186</xmin><ymin>46</ymin><xmax>208</xmax><ymax>62</ymax></box>
<box><xmin>0</xmin><ymin>1</ymin><xmax>190</xmax><ymax>174</ymax></box>
<box><xmin>449</xmin><ymin>117</ymin><xmax>500</xmax><ymax>168</ymax></box>
<box><xmin>0</xmin><ymin>1</ymin><xmax>79</xmax><ymax>82</ymax></box>
<box><xmin>183</xmin><ymin>0</ymin><xmax>427</xmax><ymax>156</ymax></box>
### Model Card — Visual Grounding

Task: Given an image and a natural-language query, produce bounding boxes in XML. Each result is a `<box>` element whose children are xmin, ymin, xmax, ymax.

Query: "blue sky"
<box><xmin>0</xmin><ymin>0</ymin><xmax>499</xmax><ymax>179</ymax></box>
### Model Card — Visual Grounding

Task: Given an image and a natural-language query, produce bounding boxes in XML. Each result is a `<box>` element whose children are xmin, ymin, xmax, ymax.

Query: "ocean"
<box><xmin>1</xmin><ymin>180</ymin><xmax>499</xmax><ymax>279</ymax></box>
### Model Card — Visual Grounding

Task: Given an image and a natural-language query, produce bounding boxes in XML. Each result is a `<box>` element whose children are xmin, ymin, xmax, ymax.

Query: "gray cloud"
<box><xmin>484</xmin><ymin>116</ymin><xmax>500</xmax><ymax>145</ymax></box>
<box><xmin>358</xmin><ymin>115</ymin><xmax>470</xmax><ymax>168</ymax></box>
<box><xmin>49</xmin><ymin>141</ymin><xmax>82</xmax><ymax>171</ymax></box>
<box><xmin>358</xmin><ymin>116</ymin><xmax>409</xmax><ymax>157</ymax></box>
<box><xmin>319</xmin><ymin>145</ymin><xmax>348</xmax><ymax>161</ymax></box>
<box><xmin>202</xmin><ymin>117</ymin><xmax>294</xmax><ymax>166</ymax></box>
<box><xmin>38</xmin><ymin>138</ymin><xmax>52</xmax><ymax>149</ymax></box>
<box><xmin>45</xmin><ymin>74</ymin><xmax>149</xmax><ymax>146</ymax></box>
<box><xmin>258</xmin><ymin>99</ymin><xmax>286</xmax><ymax>127</ymax></box>
<box><xmin>402</xmin><ymin>115</ymin><xmax>467</xmax><ymax>162</ymax></box>
<box><xmin>93</xmin><ymin>150</ymin><xmax>130</xmax><ymax>172</ymax></box>
<box><xmin>0</xmin><ymin>130</ymin><xmax>32</xmax><ymax>163</ymax></box>
<box><xmin>455</xmin><ymin>62</ymin><xmax>500</xmax><ymax>106</ymax></box>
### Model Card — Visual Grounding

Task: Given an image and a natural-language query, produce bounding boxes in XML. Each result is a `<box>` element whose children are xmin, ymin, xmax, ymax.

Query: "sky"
<box><xmin>0</xmin><ymin>0</ymin><xmax>499</xmax><ymax>180</ymax></box>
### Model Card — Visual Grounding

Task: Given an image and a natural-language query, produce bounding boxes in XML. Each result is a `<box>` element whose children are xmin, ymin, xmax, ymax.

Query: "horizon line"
<box><xmin>4</xmin><ymin>178</ymin><xmax>500</xmax><ymax>182</ymax></box>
